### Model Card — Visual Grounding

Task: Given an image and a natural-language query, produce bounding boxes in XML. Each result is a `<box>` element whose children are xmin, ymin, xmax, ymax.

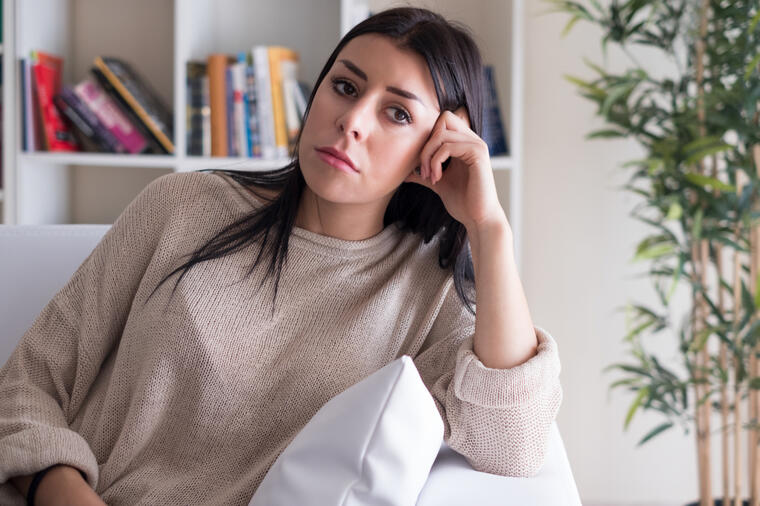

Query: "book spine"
<box><xmin>56</xmin><ymin>87</ymin><xmax>126</xmax><ymax>153</ymax></box>
<box><xmin>225</xmin><ymin>66</ymin><xmax>237</xmax><ymax>157</ymax></box>
<box><xmin>253</xmin><ymin>45</ymin><xmax>276</xmax><ymax>160</ymax></box>
<box><xmin>74</xmin><ymin>78</ymin><xmax>148</xmax><ymax>154</ymax></box>
<box><xmin>268</xmin><ymin>46</ymin><xmax>289</xmax><ymax>159</ymax></box>
<box><xmin>245</xmin><ymin>62</ymin><xmax>262</xmax><ymax>158</ymax></box>
<box><xmin>292</xmin><ymin>79</ymin><xmax>308</xmax><ymax>119</ymax></box>
<box><xmin>54</xmin><ymin>93</ymin><xmax>100</xmax><ymax>150</ymax></box>
<box><xmin>207</xmin><ymin>54</ymin><xmax>229</xmax><ymax>157</ymax></box>
<box><xmin>32</xmin><ymin>62</ymin><xmax>79</xmax><ymax>152</ymax></box>
<box><xmin>231</xmin><ymin>59</ymin><xmax>248</xmax><ymax>157</ymax></box>
<box><xmin>19</xmin><ymin>59</ymin><xmax>30</xmax><ymax>151</ymax></box>
<box><xmin>280</xmin><ymin>57</ymin><xmax>300</xmax><ymax>158</ymax></box>
<box><xmin>237</xmin><ymin>52</ymin><xmax>252</xmax><ymax>157</ymax></box>
<box><xmin>186</xmin><ymin>62</ymin><xmax>206</xmax><ymax>156</ymax></box>
<box><xmin>201</xmin><ymin>75</ymin><xmax>211</xmax><ymax>157</ymax></box>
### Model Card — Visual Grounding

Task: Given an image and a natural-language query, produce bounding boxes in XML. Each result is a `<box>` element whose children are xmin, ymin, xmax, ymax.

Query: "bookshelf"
<box><xmin>1</xmin><ymin>0</ymin><xmax>525</xmax><ymax>272</ymax></box>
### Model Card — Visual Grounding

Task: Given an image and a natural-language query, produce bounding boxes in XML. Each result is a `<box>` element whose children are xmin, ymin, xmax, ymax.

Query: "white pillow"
<box><xmin>248</xmin><ymin>355</ymin><xmax>444</xmax><ymax>506</ymax></box>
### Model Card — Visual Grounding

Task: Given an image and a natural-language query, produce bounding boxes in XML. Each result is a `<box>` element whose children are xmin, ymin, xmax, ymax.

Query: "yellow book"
<box><xmin>268</xmin><ymin>46</ymin><xmax>299</xmax><ymax>159</ymax></box>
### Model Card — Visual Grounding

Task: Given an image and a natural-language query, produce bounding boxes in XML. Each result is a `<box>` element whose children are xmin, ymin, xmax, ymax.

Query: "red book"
<box><xmin>31</xmin><ymin>51</ymin><xmax>79</xmax><ymax>152</ymax></box>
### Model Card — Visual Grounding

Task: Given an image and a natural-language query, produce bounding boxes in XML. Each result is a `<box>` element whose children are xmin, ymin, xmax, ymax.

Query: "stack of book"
<box><xmin>186</xmin><ymin>45</ymin><xmax>311</xmax><ymax>159</ymax></box>
<box><xmin>20</xmin><ymin>51</ymin><xmax>174</xmax><ymax>155</ymax></box>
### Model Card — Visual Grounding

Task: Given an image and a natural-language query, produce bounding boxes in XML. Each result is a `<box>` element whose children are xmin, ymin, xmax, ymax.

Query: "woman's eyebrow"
<box><xmin>338</xmin><ymin>59</ymin><xmax>428</xmax><ymax>109</ymax></box>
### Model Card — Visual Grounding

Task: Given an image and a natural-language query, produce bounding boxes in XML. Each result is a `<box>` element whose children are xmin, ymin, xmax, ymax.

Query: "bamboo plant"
<box><xmin>544</xmin><ymin>1</ymin><xmax>760</xmax><ymax>505</ymax></box>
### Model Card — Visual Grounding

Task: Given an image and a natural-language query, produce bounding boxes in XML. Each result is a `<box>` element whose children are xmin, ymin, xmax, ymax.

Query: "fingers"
<box><xmin>420</xmin><ymin>110</ymin><xmax>478</xmax><ymax>178</ymax></box>
<box><xmin>419</xmin><ymin>128</ymin><xmax>472</xmax><ymax>180</ymax></box>
<box><xmin>404</xmin><ymin>165</ymin><xmax>433</xmax><ymax>188</ymax></box>
<box><xmin>428</xmin><ymin>139</ymin><xmax>482</xmax><ymax>184</ymax></box>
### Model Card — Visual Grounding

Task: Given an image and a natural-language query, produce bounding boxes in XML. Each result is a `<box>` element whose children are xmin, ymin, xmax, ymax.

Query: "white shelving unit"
<box><xmin>2</xmin><ymin>0</ymin><xmax>524</xmax><ymax>271</ymax></box>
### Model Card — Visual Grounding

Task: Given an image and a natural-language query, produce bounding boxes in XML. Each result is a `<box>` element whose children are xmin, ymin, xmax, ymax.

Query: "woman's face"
<box><xmin>298</xmin><ymin>33</ymin><xmax>442</xmax><ymax>205</ymax></box>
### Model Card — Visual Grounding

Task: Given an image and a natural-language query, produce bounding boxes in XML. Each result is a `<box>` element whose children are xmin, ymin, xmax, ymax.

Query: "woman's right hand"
<box><xmin>29</xmin><ymin>465</ymin><xmax>107</xmax><ymax>506</ymax></box>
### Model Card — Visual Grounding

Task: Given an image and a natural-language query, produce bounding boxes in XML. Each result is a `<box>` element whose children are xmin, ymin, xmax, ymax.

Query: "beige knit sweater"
<box><xmin>0</xmin><ymin>171</ymin><xmax>563</xmax><ymax>505</ymax></box>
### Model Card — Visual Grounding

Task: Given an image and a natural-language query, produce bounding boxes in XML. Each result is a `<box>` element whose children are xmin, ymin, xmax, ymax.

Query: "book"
<box><xmin>207</xmin><ymin>53</ymin><xmax>231</xmax><ymax>157</ymax></box>
<box><xmin>92</xmin><ymin>56</ymin><xmax>174</xmax><ymax>154</ymax></box>
<box><xmin>19</xmin><ymin>59</ymin><xmax>34</xmax><ymax>151</ymax></box>
<box><xmin>244</xmin><ymin>55</ymin><xmax>262</xmax><ymax>158</ymax></box>
<box><xmin>74</xmin><ymin>76</ymin><xmax>148</xmax><ymax>154</ymax></box>
<box><xmin>201</xmin><ymin>74</ymin><xmax>211</xmax><ymax>157</ymax></box>
<box><xmin>280</xmin><ymin>57</ymin><xmax>300</xmax><ymax>157</ymax></box>
<box><xmin>225</xmin><ymin>65</ymin><xmax>237</xmax><ymax>156</ymax></box>
<box><xmin>234</xmin><ymin>53</ymin><xmax>251</xmax><ymax>157</ymax></box>
<box><xmin>481</xmin><ymin>65</ymin><xmax>509</xmax><ymax>156</ymax></box>
<box><xmin>268</xmin><ymin>46</ymin><xmax>298</xmax><ymax>159</ymax></box>
<box><xmin>252</xmin><ymin>45</ymin><xmax>276</xmax><ymax>160</ymax></box>
<box><xmin>30</xmin><ymin>51</ymin><xmax>79</xmax><ymax>151</ymax></box>
<box><xmin>186</xmin><ymin>61</ymin><xmax>208</xmax><ymax>156</ymax></box>
<box><xmin>54</xmin><ymin>86</ymin><xmax>127</xmax><ymax>153</ymax></box>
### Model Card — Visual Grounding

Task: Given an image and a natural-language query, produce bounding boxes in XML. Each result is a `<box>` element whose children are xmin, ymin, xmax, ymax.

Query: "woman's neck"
<box><xmin>294</xmin><ymin>186</ymin><xmax>388</xmax><ymax>241</ymax></box>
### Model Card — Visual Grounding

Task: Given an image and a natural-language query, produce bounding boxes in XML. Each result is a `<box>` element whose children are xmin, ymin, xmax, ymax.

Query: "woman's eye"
<box><xmin>388</xmin><ymin>107</ymin><xmax>412</xmax><ymax>125</ymax></box>
<box><xmin>331</xmin><ymin>77</ymin><xmax>413</xmax><ymax>125</ymax></box>
<box><xmin>331</xmin><ymin>77</ymin><xmax>356</xmax><ymax>96</ymax></box>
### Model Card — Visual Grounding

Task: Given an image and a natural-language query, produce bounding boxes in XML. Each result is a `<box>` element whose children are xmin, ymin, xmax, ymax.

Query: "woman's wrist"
<box><xmin>32</xmin><ymin>465</ymin><xmax>91</xmax><ymax>506</ymax></box>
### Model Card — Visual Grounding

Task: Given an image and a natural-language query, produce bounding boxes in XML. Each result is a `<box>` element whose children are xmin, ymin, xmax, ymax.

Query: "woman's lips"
<box><xmin>315</xmin><ymin>148</ymin><xmax>359</xmax><ymax>174</ymax></box>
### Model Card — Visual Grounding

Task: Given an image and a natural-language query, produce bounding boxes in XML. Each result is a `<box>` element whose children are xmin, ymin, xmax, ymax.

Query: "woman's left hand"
<box><xmin>404</xmin><ymin>108</ymin><xmax>509</xmax><ymax>233</ymax></box>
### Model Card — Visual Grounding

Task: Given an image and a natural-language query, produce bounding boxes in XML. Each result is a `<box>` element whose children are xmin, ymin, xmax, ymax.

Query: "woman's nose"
<box><xmin>336</xmin><ymin>99</ymin><xmax>373</xmax><ymax>141</ymax></box>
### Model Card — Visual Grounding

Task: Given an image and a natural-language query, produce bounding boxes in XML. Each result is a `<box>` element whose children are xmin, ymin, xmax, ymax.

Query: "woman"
<box><xmin>1</xmin><ymin>7</ymin><xmax>563</xmax><ymax>506</ymax></box>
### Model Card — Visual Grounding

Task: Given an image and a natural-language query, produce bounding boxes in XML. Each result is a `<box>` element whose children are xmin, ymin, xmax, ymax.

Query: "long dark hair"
<box><xmin>145</xmin><ymin>6</ymin><xmax>486</xmax><ymax>316</ymax></box>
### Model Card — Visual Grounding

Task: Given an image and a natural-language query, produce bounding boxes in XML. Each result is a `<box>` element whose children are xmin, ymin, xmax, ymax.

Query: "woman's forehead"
<box><xmin>334</xmin><ymin>34</ymin><xmax>439</xmax><ymax>106</ymax></box>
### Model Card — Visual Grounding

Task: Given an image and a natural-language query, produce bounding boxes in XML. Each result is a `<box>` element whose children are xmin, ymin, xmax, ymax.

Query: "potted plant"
<box><xmin>544</xmin><ymin>1</ymin><xmax>760</xmax><ymax>505</ymax></box>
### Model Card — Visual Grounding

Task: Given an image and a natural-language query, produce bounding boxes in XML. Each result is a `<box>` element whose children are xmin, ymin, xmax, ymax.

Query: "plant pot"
<box><xmin>684</xmin><ymin>500</ymin><xmax>750</xmax><ymax>506</ymax></box>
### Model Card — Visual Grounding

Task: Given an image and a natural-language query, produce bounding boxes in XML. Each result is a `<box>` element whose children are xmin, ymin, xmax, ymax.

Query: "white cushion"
<box><xmin>248</xmin><ymin>355</ymin><xmax>443</xmax><ymax>506</ymax></box>
<box><xmin>416</xmin><ymin>423</ymin><xmax>582</xmax><ymax>505</ymax></box>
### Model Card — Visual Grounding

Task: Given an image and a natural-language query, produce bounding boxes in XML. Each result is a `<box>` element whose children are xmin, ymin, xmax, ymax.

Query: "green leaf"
<box><xmin>665</xmin><ymin>253</ymin><xmax>684</xmax><ymax>304</ymax></box>
<box><xmin>632</xmin><ymin>243</ymin><xmax>674</xmax><ymax>262</ymax></box>
<box><xmin>745</xmin><ymin>52</ymin><xmax>760</xmax><ymax>82</ymax></box>
<box><xmin>749</xmin><ymin>378</ymin><xmax>760</xmax><ymax>390</ymax></box>
<box><xmin>587</xmin><ymin>129</ymin><xmax>628</xmax><ymax>139</ymax></box>
<box><xmin>563</xmin><ymin>74</ymin><xmax>606</xmax><ymax>98</ymax></box>
<box><xmin>665</xmin><ymin>202</ymin><xmax>682</xmax><ymax>220</ymax></box>
<box><xmin>637</xmin><ymin>421</ymin><xmax>674</xmax><ymax>446</ymax></box>
<box><xmin>624</xmin><ymin>319</ymin><xmax>656</xmax><ymax>343</ymax></box>
<box><xmin>609</xmin><ymin>378</ymin><xmax>642</xmax><ymax>390</ymax></box>
<box><xmin>751</xmin><ymin>8</ymin><xmax>760</xmax><ymax>33</ymax></box>
<box><xmin>602</xmin><ymin>82</ymin><xmax>636</xmax><ymax>117</ymax></box>
<box><xmin>561</xmin><ymin>14</ymin><xmax>584</xmax><ymax>37</ymax></box>
<box><xmin>684</xmin><ymin>173</ymin><xmax>735</xmax><ymax>192</ymax></box>
<box><xmin>684</xmin><ymin>145</ymin><xmax>734</xmax><ymax>168</ymax></box>
<box><xmin>625</xmin><ymin>386</ymin><xmax>649</xmax><ymax>430</ymax></box>
<box><xmin>583</xmin><ymin>56</ymin><xmax>607</xmax><ymax>77</ymax></box>
<box><xmin>688</xmin><ymin>328</ymin><xmax>712</xmax><ymax>353</ymax></box>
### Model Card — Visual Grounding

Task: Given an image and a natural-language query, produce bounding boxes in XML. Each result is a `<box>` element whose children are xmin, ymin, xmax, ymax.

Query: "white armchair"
<box><xmin>0</xmin><ymin>224</ymin><xmax>582</xmax><ymax>505</ymax></box>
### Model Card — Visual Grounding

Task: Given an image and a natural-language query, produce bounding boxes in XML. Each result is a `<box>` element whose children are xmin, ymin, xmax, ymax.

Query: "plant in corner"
<box><xmin>544</xmin><ymin>1</ymin><xmax>760</xmax><ymax>505</ymax></box>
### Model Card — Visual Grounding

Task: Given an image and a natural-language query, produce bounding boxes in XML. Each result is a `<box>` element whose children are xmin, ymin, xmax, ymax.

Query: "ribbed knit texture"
<box><xmin>0</xmin><ymin>171</ymin><xmax>563</xmax><ymax>505</ymax></box>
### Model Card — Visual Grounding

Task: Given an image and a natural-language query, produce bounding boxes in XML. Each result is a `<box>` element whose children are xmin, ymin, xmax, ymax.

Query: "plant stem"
<box><xmin>694</xmin><ymin>0</ymin><xmax>712</xmax><ymax>504</ymax></box>
<box><xmin>734</xmin><ymin>169</ymin><xmax>749</xmax><ymax>506</ymax></box>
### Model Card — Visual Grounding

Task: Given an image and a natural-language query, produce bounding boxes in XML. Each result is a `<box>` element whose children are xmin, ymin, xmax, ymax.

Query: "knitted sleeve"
<box><xmin>412</xmin><ymin>277</ymin><xmax>563</xmax><ymax>478</ymax></box>
<box><xmin>0</xmin><ymin>173</ymin><xmax>178</xmax><ymax>495</ymax></box>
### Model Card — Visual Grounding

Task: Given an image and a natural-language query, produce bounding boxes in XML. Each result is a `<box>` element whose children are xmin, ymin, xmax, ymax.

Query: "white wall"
<box><xmin>522</xmin><ymin>2</ymin><xmax>748</xmax><ymax>506</ymax></box>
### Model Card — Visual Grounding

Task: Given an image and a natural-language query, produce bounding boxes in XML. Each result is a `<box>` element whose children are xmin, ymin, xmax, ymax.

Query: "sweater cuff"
<box><xmin>452</xmin><ymin>325</ymin><xmax>561</xmax><ymax>408</ymax></box>
<box><xmin>0</xmin><ymin>426</ymin><xmax>99</xmax><ymax>490</ymax></box>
